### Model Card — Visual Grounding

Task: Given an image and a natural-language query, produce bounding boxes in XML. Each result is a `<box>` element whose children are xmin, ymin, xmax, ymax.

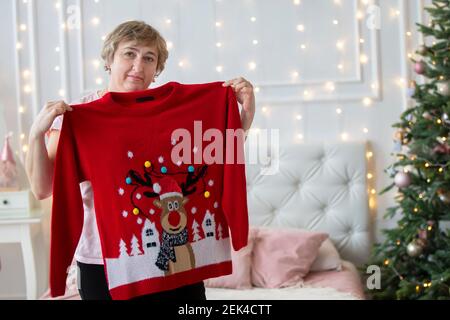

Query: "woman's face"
<box><xmin>108</xmin><ymin>40</ymin><xmax>159</xmax><ymax>92</ymax></box>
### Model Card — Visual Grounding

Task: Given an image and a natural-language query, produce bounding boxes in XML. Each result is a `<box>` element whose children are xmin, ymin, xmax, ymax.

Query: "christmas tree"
<box><xmin>366</xmin><ymin>0</ymin><xmax>450</xmax><ymax>300</ymax></box>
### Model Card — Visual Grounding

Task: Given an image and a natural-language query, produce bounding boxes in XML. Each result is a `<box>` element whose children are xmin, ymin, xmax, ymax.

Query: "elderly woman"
<box><xmin>25</xmin><ymin>20</ymin><xmax>255</xmax><ymax>300</ymax></box>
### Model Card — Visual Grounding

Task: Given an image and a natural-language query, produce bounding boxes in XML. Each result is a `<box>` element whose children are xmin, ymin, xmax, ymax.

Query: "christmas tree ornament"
<box><xmin>433</xmin><ymin>143</ymin><xmax>450</xmax><ymax>155</ymax></box>
<box><xmin>414</xmin><ymin>61</ymin><xmax>426</xmax><ymax>75</ymax></box>
<box><xmin>417</xmin><ymin>45</ymin><xmax>428</xmax><ymax>55</ymax></box>
<box><xmin>437</xmin><ymin>189</ymin><xmax>450</xmax><ymax>204</ymax></box>
<box><xmin>422</xmin><ymin>111</ymin><xmax>432</xmax><ymax>120</ymax></box>
<box><xmin>394</xmin><ymin>171</ymin><xmax>411</xmax><ymax>188</ymax></box>
<box><xmin>418</xmin><ymin>229</ymin><xmax>427</xmax><ymax>240</ymax></box>
<box><xmin>406</xmin><ymin>240</ymin><xmax>424</xmax><ymax>257</ymax></box>
<box><xmin>393</xmin><ymin>140</ymin><xmax>402</xmax><ymax>152</ymax></box>
<box><xmin>0</xmin><ymin>134</ymin><xmax>19</xmax><ymax>191</ymax></box>
<box><xmin>393</xmin><ymin>128</ymin><xmax>406</xmax><ymax>141</ymax></box>
<box><xmin>437</xmin><ymin>81</ymin><xmax>450</xmax><ymax>96</ymax></box>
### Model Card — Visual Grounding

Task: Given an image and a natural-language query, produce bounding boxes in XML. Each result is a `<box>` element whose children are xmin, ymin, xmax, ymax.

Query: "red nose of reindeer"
<box><xmin>168</xmin><ymin>211</ymin><xmax>181</xmax><ymax>227</ymax></box>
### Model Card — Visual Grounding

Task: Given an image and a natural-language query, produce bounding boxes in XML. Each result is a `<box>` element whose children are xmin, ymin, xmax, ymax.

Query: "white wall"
<box><xmin>0</xmin><ymin>0</ymin><xmax>430</xmax><ymax>298</ymax></box>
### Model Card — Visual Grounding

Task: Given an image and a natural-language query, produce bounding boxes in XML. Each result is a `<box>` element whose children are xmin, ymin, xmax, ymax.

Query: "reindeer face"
<box><xmin>153</xmin><ymin>195</ymin><xmax>189</xmax><ymax>234</ymax></box>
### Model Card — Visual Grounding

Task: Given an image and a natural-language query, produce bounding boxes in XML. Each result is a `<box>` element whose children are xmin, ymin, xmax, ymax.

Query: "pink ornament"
<box><xmin>418</xmin><ymin>229</ymin><xmax>427</xmax><ymax>240</ymax></box>
<box><xmin>414</xmin><ymin>61</ymin><xmax>426</xmax><ymax>75</ymax></box>
<box><xmin>394</xmin><ymin>172</ymin><xmax>411</xmax><ymax>188</ymax></box>
<box><xmin>433</xmin><ymin>143</ymin><xmax>450</xmax><ymax>155</ymax></box>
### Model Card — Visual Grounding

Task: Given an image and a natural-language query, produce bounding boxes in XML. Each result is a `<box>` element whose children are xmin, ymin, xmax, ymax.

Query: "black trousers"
<box><xmin>76</xmin><ymin>261</ymin><xmax>207</xmax><ymax>301</ymax></box>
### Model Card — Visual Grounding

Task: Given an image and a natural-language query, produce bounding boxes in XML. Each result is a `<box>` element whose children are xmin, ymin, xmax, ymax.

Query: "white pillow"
<box><xmin>310</xmin><ymin>238</ymin><xmax>342</xmax><ymax>272</ymax></box>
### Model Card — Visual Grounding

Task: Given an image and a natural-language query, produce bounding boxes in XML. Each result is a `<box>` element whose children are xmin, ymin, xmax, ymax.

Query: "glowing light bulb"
<box><xmin>325</xmin><ymin>82</ymin><xmax>335</xmax><ymax>92</ymax></box>
<box><xmin>248</xmin><ymin>61</ymin><xmax>257</xmax><ymax>70</ymax></box>
<box><xmin>363</xmin><ymin>97</ymin><xmax>372</xmax><ymax>106</ymax></box>
<box><xmin>336</xmin><ymin>108</ymin><xmax>342</xmax><ymax>114</ymax></box>
<box><xmin>341</xmin><ymin>133</ymin><xmax>349</xmax><ymax>141</ymax></box>
<box><xmin>296</xmin><ymin>24</ymin><xmax>305</xmax><ymax>32</ymax></box>
<box><xmin>92</xmin><ymin>59</ymin><xmax>100</xmax><ymax>69</ymax></box>
<box><xmin>215</xmin><ymin>65</ymin><xmax>223</xmax><ymax>73</ymax></box>
<box><xmin>22</xmin><ymin>70</ymin><xmax>31</xmax><ymax>79</ymax></box>
<box><xmin>92</xmin><ymin>17</ymin><xmax>100</xmax><ymax>25</ymax></box>
<box><xmin>360</xmin><ymin>54</ymin><xmax>369</xmax><ymax>64</ymax></box>
<box><xmin>252</xmin><ymin>39</ymin><xmax>258</xmax><ymax>45</ymax></box>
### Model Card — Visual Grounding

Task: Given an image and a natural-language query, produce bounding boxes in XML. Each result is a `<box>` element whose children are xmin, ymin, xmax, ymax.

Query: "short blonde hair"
<box><xmin>101</xmin><ymin>20</ymin><xmax>169</xmax><ymax>76</ymax></box>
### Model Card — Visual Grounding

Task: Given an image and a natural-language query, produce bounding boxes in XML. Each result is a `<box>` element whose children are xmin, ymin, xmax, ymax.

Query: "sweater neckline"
<box><xmin>100</xmin><ymin>81</ymin><xmax>180</xmax><ymax>114</ymax></box>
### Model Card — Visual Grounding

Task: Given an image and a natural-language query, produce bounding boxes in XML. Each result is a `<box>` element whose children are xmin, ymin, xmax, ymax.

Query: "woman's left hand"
<box><xmin>223</xmin><ymin>77</ymin><xmax>256</xmax><ymax>131</ymax></box>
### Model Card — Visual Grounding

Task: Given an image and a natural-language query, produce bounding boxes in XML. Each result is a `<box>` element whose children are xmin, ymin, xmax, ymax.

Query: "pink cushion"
<box><xmin>251</xmin><ymin>227</ymin><xmax>328</xmax><ymax>288</ymax></box>
<box><xmin>310</xmin><ymin>238</ymin><xmax>342</xmax><ymax>272</ymax></box>
<box><xmin>204</xmin><ymin>228</ymin><xmax>257</xmax><ymax>289</ymax></box>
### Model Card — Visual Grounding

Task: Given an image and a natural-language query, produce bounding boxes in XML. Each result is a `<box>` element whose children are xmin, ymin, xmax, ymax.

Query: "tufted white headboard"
<box><xmin>245</xmin><ymin>142</ymin><xmax>372</xmax><ymax>267</ymax></box>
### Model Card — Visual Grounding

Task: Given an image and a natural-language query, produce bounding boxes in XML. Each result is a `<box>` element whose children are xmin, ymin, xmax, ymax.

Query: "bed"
<box><xmin>205</xmin><ymin>141</ymin><xmax>372</xmax><ymax>300</ymax></box>
<box><xmin>41</xmin><ymin>142</ymin><xmax>372</xmax><ymax>300</ymax></box>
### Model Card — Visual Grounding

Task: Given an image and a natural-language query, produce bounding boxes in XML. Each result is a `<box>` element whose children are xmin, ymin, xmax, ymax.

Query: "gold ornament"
<box><xmin>406</xmin><ymin>240</ymin><xmax>424</xmax><ymax>257</ymax></box>
<box><xmin>394</xmin><ymin>129</ymin><xmax>406</xmax><ymax>141</ymax></box>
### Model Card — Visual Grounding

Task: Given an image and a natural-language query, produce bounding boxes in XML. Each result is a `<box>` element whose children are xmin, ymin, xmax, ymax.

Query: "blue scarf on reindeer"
<box><xmin>155</xmin><ymin>229</ymin><xmax>189</xmax><ymax>271</ymax></box>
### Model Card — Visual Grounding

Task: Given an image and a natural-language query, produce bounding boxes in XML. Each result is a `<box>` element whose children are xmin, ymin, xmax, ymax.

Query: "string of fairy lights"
<box><xmin>13</xmin><ymin>0</ymin><xmax>425</xmax><ymax>212</ymax></box>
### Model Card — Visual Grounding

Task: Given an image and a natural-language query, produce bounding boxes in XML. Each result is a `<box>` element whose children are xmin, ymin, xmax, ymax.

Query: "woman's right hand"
<box><xmin>30</xmin><ymin>101</ymin><xmax>73</xmax><ymax>138</ymax></box>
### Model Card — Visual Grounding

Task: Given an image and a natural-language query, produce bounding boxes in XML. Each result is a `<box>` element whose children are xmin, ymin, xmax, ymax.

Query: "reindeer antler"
<box><xmin>125</xmin><ymin>163</ymin><xmax>209</xmax><ymax>219</ymax></box>
<box><xmin>181</xmin><ymin>165</ymin><xmax>208</xmax><ymax>196</ymax></box>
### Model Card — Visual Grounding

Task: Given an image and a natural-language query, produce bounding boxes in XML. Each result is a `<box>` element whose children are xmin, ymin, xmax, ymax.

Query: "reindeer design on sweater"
<box><xmin>127</xmin><ymin>164</ymin><xmax>208</xmax><ymax>276</ymax></box>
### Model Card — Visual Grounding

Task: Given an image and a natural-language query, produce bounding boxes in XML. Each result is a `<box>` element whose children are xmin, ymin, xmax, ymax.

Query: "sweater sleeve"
<box><xmin>49</xmin><ymin>113</ymin><xmax>85</xmax><ymax>297</ymax></box>
<box><xmin>221</xmin><ymin>87</ymin><xmax>249</xmax><ymax>251</ymax></box>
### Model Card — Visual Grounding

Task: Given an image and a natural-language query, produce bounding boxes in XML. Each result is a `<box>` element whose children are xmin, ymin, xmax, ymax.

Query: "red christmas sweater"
<box><xmin>50</xmin><ymin>81</ymin><xmax>249</xmax><ymax>299</ymax></box>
